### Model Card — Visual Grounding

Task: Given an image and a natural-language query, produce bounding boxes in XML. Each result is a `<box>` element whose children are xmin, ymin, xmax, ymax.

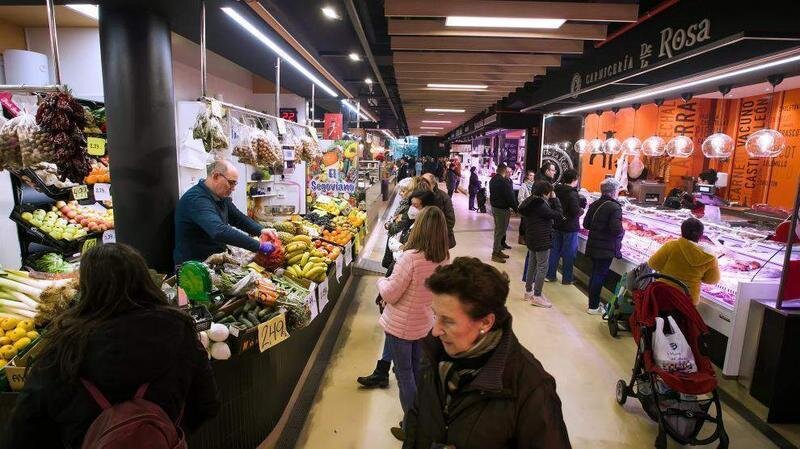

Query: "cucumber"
<box><xmin>213</xmin><ymin>311</ymin><xmax>227</xmax><ymax>321</ymax></box>
<box><xmin>243</xmin><ymin>302</ymin><xmax>255</xmax><ymax>313</ymax></box>
<box><xmin>264</xmin><ymin>311</ymin><xmax>281</xmax><ymax>322</ymax></box>
<box><xmin>238</xmin><ymin>317</ymin><xmax>255</xmax><ymax>328</ymax></box>
<box><xmin>257</xmin><ymin>307</ymin><xmax>270</xmax><ymax>318</ymax></box>
<box><xmin>219</xmin><ymin>315</ymin><xmax>236</xmax><ymax>325</ymax></box>
<box><xmin>247</xmin><ymin>311</ymin><xmax>260</xmax><ymax>325</ymax></box>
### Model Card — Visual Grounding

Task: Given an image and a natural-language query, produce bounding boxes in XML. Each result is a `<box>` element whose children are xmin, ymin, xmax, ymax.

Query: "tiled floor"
<box><xmin>295</xmin><ymin>189</ymin><xmax>779</xmax><ymax>449</ymax></box>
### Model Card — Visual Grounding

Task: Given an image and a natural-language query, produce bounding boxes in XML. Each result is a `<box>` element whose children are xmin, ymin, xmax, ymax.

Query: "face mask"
<box><xmin>407</xmin><ymin>206</ymin><xmax>420</xmax><ymax>220</ymax></box>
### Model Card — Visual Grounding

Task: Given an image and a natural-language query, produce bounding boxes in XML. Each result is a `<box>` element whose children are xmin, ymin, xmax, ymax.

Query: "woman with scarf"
<box><xmin>404</xmin><ymin>257</ymin><xmax>572</xmax><ymax>449</ymax></box>
<box><xmin>377</xmin><ymin>207</ymin><xmax>450</xmax><ymax>439</ymax></box>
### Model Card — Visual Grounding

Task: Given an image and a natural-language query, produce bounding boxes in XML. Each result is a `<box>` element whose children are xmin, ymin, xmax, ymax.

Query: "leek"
<box><xmin>0</xmin><ymin>276</ymin><xmax>43</xmax><ymax>299</ymax></box>
<box><xmin>0</xmin><ymin>312</ymin><xmax>26</xmax><ymax>321</ymax></box>
<box><xmin>0</xmin><ymin>299</ymin><xmax>35</xmax><ymax>312</ymax></box>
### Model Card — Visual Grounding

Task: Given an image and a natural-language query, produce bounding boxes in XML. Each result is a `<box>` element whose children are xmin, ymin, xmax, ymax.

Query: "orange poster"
<box><xmin>765</xmin><ymin>90</ymin><xmax>800</xmax><ymax>210</ymax></box>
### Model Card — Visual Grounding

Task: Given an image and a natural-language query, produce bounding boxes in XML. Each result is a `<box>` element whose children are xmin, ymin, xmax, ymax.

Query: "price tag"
<box><xmin>276</xmin><ymin>118</ymin><xmax>287</xmax><ymax>135</ymax></box>
<box><xmin>72</xmin><ymin>185</ymin><xmax>89</xmax><ymax>201</ymax></box>
<box><xmin>344</xmin><ymin>242</ymin><xmax>353</xmax><ymax>265</ymax></box>
<box><xmin>93</xmin><ymin>183</ymin><xmax>112</xmax><ymax>201</ymax></box>
<box><xmin>257</xmin><ymin>312</ymin><xmax>290</xmax><ymax>352</ymax></box>
<box><xmin>228</xmin><ymin>324</ymin><xmax>240</xmax><ymax>337</ymax></box>
<box><xmin>87</xmin><ymin>137</ymin><xmax>106</xmax><ymax>156</ymax></box>
<box><xmin>306</xmin><ymin>292</ymin><xmax>319</xmax><ymax>322</ymax></box>
<box><xmin>283</xmin><ymin>147</ymin><xmax>296</xmax><ymax>161</ymax></box>
<box><xmin>102</xmin><ymin>229</ymin><xmax>116</xmax><ymax>244</ymax></box>
<box><xmin>317</xmin><ymin>278</ymin><xmax>329</xmax><ymax>311</ymax></box>
<box><xmin>81</xmin><ymin>238</ymin><xmax>98</xmax><ymax>254</ymax></box>
<box><xmin>336</xmin><ymin>256</ymin><xmax>343</xmax><ymax>280</ymax></box>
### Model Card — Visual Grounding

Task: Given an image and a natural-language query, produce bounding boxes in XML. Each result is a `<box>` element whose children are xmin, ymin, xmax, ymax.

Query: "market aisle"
<box><xmin>295</xmin><ymin>189</ymin><xmax>777</xmax><ymax>449</ymax></box>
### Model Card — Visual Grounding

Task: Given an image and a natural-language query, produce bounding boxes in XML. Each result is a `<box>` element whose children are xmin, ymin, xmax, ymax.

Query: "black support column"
<box><xmin>98</xmin><ymin>6</ymin><xmax>179</xmax><ymax>273</ymax></box>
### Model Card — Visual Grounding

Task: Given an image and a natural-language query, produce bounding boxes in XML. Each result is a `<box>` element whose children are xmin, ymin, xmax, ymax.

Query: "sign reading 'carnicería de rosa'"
<box><xmin>570</xmin><ymin>19</ymin><xmax>712</xmax><ymax>95</ymax></box>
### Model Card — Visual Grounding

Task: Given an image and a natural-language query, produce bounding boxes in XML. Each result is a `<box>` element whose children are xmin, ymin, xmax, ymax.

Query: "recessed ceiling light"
<box><xmin>221</xmin><ymin>7</ymin><xmax>338</xmax><ymax>97</ymax></box>
<box><xmin>445</xmin><ymin>16</ymin><xmax>566</xmax><ymax>29</ymax></box>
<box><xmin>426</xmin><ymin>108</ymin><xmax>466</xmax><ymax>113</ymax></box>
<box><xmin>420</xmin><ymin>126</ymin><xmax>444</xmax><ymax>130</ymax></box>
<box><xmin>422</xmin><ymin>120</ymin><xmax>452</xmax><ymax>124</ymax></box>
<box><xmin>66</xmin><ymin>4</ymin><xmax>98</xmax><ymax>20</ymax></box>
<box><xmin>348</xmin><ymin>53</ymin><xmax>361</xmax><ymax>62</ymax></box>
<box><xmin>321</xmin><ymin>6</ymin><xmax>340</xmax><ymax>20</ymax></box>
<box><xmin>365</xmin><ymin>78</ymin><xmax>373</xmax><ymax>84</ymax></box>
<box><xmin>427</xmin><ymin>83</ymin><xmax>488</xmax><ymax>89</ymax></box>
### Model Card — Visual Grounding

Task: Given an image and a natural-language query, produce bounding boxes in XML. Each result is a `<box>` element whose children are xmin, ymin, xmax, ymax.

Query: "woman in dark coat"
<box><xmin>468</xmin><ymin>166</ymin><xmax>481</xmax><ymax>211</ymax></box>
<box><xmin>519</xmin><ymin>181</ymin><xmax>563</xmax><ymax>308</ymax></box>
<box><xmin>446</xmin><ymin>163</ymin><xmax>459</xmax><ymax>197</ymax></box>
<box><xmin>582</xmin><ymin>178</ymin><xmax>624</xmax><ymax>315</ymax></box>
<box><xmin>1</xmin><ymin>244</ymin><xmax>219</xmax><ymax>449</ymax></box>
<box><xmin>404</xmin><ymin>257</ymin><xmax>572</xmax><ymax>449</ymax></box>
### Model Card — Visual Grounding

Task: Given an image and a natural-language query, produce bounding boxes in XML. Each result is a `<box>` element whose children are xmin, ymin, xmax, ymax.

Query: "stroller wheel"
<box><xmin>609</xmin><ymin>317</ymin><xmax>619</xmax><ymax>338</ymax></box>
<box><xmin>615</xmin><ymin>379</ymin><xmax>628</xmax><ymax>405</ymax></box>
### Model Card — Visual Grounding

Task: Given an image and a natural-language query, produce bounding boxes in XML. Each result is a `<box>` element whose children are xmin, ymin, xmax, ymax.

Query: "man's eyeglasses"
<box><xmin>219</xmin><ymin>173</ymin><xmax>237</xmax><ymax>188</ymax></box>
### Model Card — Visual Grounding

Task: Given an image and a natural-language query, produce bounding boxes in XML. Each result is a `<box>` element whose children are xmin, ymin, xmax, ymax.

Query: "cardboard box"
<box><xmin>5</xmin><ymin>339</ymin><xmax>45</xmax><ymax>392</ymax></box>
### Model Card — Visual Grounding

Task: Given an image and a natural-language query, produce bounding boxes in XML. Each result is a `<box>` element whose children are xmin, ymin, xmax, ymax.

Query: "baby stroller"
<box><xmin>605</xmin><ymin>262</ymin><xmax>653</xmax><ymax>338</ymax></box>
<box><xmin>476</xmin><ymin>187</ymin><xmax>487</xmax><ymax>213</ymax></box>
<box><xmin>615</xmin><ymin>273</ymin><xmax>728</xmax><ymax>449</ymax></box>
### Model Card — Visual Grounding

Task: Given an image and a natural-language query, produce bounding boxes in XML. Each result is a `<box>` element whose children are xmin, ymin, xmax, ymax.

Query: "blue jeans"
<box><xmin>385</xmin><ymin>333</ymin><xmax>422</xmax><ymax>416</ymax></box>
<box><xmin>547</xmin><ymin>230</ymin><xmax>579</xmax><ymax>283</ymax></box>
<box><xmin>588</xmin><ymin>257</ymin><xmax>613</xmax><ymax>309</ymax></box>
<box><xmin>380</xmin><ymin>338</ymin><xmax>391</xmax><ymax>363</ymax></box>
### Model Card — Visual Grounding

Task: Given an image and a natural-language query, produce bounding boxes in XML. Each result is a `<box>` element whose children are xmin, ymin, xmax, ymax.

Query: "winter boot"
<box><xmin>356</xmin><ymin>360</ymin><xmax>390</xmax><ymax>388</ymax></box>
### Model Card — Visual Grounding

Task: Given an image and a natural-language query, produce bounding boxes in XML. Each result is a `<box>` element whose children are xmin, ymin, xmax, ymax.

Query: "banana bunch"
<box><xmin>283</xmin><ymin>235</ymin><xmax>330</xmax><ymax>283</ymax></box>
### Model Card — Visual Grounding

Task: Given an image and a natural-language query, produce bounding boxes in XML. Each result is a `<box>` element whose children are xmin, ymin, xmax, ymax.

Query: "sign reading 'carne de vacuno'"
<box><xmin>571</xmin><ymin>19</ymin><xmax>712</xmax><ymax>95</ymax></box>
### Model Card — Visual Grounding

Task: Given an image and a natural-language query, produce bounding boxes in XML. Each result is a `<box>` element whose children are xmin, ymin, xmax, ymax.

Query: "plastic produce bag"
<box><xmin>192</xmin><ymin>105</ymin><xmax>229</xmax><ymax>152</ymax></box>
<box><xmin>0</xmin><ymin>114</ymin><xmax>24</xmax><ymax>170</ymax></box>
<box><xmin>252</xmin><ymin>128</ymin><xmax>283</xmax><ymax>168</ymax></box>
<box><xmin>231</xmin><ymin>121</ymin><xmax>258</xmax><ymax>166</ymax></box>
<box><xmin>653</xmin><ymin>316</ymin><xmax>697</xmax><ymax>373</ymax></box>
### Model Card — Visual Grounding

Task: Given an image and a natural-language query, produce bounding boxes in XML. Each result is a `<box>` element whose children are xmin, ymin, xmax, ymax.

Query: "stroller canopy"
<box><xmin>630</xmin><ymin>281</ymin><xmax>718</xmax><ymax>395</ymax></box>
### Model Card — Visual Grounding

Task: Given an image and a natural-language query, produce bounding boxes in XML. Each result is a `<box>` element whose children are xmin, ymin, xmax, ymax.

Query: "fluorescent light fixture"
<box><xmin>558</xmin><ymin>53</ymin><xmax>800</xmax><ymax>115</ymax></box>
<box><xmin>425</xmin><ymin>87</ymin><xmax>491</xmax><ymax>92</ymax></box>
<box><xmin>341</xmin><ymin>99</ymin><xmax>377</xmax><ymax>122</ymax></box>
<box><xmin>365</xmin><ymin>78</ymin><xmax>373</xmax><ymax>84</ymax></box>
<box><xmin>420</xmin><ymin>126</ymin><xmax>444</xmax><ymax>130</ymax></box>
<box><xmin>348</xmin><ymin>53</ymin><xmax>361</xmax><ymax>62</ymax></box>
<box><xmin>221</xmin><ymin>7</ymin><xmax>338</xmax><ymax>97</ymax></box>
<box><xmin>321</xmin><ymin>6</ymin><xmax>340</xmax><ymax>19</ymax></box>
<box><xmin>425</xmin><ymin>108</ymin><xmax>466</xmax><ymax>113</ymax></box>
<box><xmin>422</xmin><ymin>120</ymin><xmax>452</xmax><ymax>124</ymax></box>
<box><xmin>445</xmin><ymin>16</ymin><xmax>565</xmax><ymax>29</ymax></box>
<box><xmin>66</xmin><ymin>4</ymin><xmax>98</xmax><ymax>20</ymax></box>
<box><xmin>427</xmin><ymin>83</ymin><xmax>487</xmax><ymax>89</ymax></box>
<box><xmin>380</xmin><ymin>129</ymin><xmax>397</xmax><ymax>140</ymax></box>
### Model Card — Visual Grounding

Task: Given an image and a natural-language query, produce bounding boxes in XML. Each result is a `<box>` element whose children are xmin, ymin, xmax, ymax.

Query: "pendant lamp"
<box><xmin>666</xmin><ymin>95</ymin><xmax>694</xmax><ymax>158</ymax></box>
<box><xmin>746</xmin><ymin>76</ymin><xmax>786</xmax><ymax>158</ymax></box>
<box><xmin>603</xmin><ymin>108</ymin><xmax>621</xmax><ymax>155</ymax></box>
<box><xmin>621</xmin><ymin>103</ymin><xmax>642</xmax><ymax>156</ymax></box>
<box><xmin>642</xmin><ymin>99</ymin><xmax>666</xmax><ymax>156</ymax></box>
<box><xmin>701</xmin><ymin>86</ymin><xmax>734</xmax><ymax>159</ymax></box>
<box><xmin>590</xmin><ymin>111</ymin><xmax>604</xmax><ymax>154</ymax></box>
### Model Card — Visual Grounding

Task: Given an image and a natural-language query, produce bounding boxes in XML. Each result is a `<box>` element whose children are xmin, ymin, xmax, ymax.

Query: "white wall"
<box><xmin>25</xmin><ymin>27</ymin><xmax>104</xmax><ymax>101</ymax></box>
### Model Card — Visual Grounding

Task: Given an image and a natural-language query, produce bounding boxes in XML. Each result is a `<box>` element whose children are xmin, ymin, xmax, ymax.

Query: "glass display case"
<box><xmin>577</xmin><ymin>193</ymin><xmax>799</xmax><ymax>376</ymax></box>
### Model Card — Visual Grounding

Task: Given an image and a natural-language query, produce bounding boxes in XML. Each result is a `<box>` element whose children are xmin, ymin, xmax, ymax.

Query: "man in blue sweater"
<box><xmin>174</xmin><ymin>160</ymin><xmax>273</xmax><ymax>265</ymax></box>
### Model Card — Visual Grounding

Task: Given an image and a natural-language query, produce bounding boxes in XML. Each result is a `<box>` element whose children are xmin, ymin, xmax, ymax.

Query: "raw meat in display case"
<box><xmin>576</xmin><ymin>192</ymin><xmax>798</xmax><ymax>376</ymax></box>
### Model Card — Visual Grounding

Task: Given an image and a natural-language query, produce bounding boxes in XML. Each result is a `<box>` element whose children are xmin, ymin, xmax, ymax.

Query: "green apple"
<box><xmin>21</xmin><ymin>212</ymin><xmax>33</xmax><ymax>222</ymax></box>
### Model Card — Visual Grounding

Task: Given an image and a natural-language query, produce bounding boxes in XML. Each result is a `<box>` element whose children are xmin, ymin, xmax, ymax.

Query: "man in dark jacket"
<box><xmin>489</xmin><ymin>164</ymin><xmax>517</xmax><ymax>263</ymax></box>
<box><xmin>422</xmin><ymin>173</ymin><xmax>457</xmax><ymax>248</ymax></box>
<box><xmin>547</xmin><ymin>169</ymin><xmax>587</xmax><ymax>285</ymax></box>
<box><xmin>422</xmin><ymin>156</ymin><xmax>437</xmax><ymax>176</ymax></box>
<box><xmin>174</xmin><ymin>160</ymin><xmax>273</xmax><ymax>265</ymax></box>
<box><xmin>519</xmin><ymin>181</ymin><xmax>563</xmax><ymax>307</ymax></box>
<box><xmin>535</xmin><ymin>162</ymin><xmax>557</xmax><ymax>183</ymax></box>
<box><xmin>582</xmin><ymin>178</ymin><xmax>624</xmax><ymax>315</ymax></box>
<box><xmin>468</xmin><ymin>166</ymin><xmax>481</xmax><ymax>211</ymax></box>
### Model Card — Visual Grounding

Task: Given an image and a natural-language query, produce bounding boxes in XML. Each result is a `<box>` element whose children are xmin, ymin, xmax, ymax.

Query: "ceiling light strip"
<box><xmin>445</xmin><ymin>16</ymin><xmax>566</xmax><ymax>29</ymax></box>
<box><xmin>244</xmin><ymin>2</ymin><xmax>352</xmax><ymax>98</ymax></box>
<box><xmin>556</xmin><ymin>51</ymin><xmax>800</xmax><ymax>115</ymax></box>
<box><xmin>427</xmin><ymin>83</ymin><xmax>488</xmax><ymax>89</ymax></box>
<box><xmin>425</xmin><ymin>108</ymin><xmax>466</xmax><ymax>113</ymax></box>
<box><xmin>342</xmin><ymin>99</ymin><xmax>377</xmax><ymax>122</ymax></box>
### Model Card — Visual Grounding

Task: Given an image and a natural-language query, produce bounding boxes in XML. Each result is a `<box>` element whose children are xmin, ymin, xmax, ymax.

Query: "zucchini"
<box><xmin>238</xmin><ymin>317</ymin><xmax>255</xmax><ymax>328</ymax></box>
<box><xmin>243</xmin><ymin>302</ymin><xmax>255</xmax><ymax>313</ymax></box>
<box><xmin>213</xmin><ymin>311</ymin><xmax>227</xmax><ymax>321</ymax></box>
<box><xmin>257</xmin><ymin>307</ymin><xmax>271</xmax><ymax>319</ymax></box>
<box><xmin>246</xmin><ymin>311</ymin><xmax>260</xmax><ymax>325</ymax></box>
<box><xmin>218</xmin><ymin>315</ymin><xmax>236</xmax><ymax>325</ymax></box>
<box><xmin>264</xmin><ymin>311</ymin><xmax>281</xmax><ymax>322</ymax></box>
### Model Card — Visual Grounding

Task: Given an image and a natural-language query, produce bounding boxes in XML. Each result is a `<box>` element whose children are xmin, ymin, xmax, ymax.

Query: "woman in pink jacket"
<box><xmin>378</xmin><ymin>206</ymin><xmax>450</xmax><ymax>439</ymax></box>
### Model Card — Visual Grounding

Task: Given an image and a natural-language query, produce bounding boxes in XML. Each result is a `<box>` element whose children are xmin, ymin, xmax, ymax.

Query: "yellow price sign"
<box><xmin>257</xmin><ymin>312</ymin><xmax>290</xmax><ymax>352</ymax></box>
<box><xmin>87</xmin><ymin>137</ymin><xmax>106</xmax><ymax>156</ymax></box>
<box><xmin>71</xmin><ymin>185</ymin><xmax>89</xmax><ymax>201</ymax></box>
<box><xmin>81</xmin><ymin>238</ymin><xmax>98</xmax><ymax>254</ymax></box>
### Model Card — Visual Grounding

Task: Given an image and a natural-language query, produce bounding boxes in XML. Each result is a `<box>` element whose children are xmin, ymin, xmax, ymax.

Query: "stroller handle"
<box><xmin>634</xmin><ymin>272</ymin><xmax>690</xmax><ymax>296</ymax></box>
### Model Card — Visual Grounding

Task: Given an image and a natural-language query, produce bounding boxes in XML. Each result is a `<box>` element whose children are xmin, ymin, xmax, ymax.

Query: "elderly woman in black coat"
<box><xmin>583</xmin><ymin>178</ymin><xmax>624</xmax><ymax>315</ymax></box>
<box><xmin>404</xmin><ymin>257</ymin><xmax>572</xmax><ymax>449</ymax></box>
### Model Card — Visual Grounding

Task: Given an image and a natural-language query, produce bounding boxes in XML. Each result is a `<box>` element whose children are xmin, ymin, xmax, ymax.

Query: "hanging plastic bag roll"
<box><xmin>653</xmin><ymin>316</ymin><xmax>697</xmax><ymax>373</ymax></box>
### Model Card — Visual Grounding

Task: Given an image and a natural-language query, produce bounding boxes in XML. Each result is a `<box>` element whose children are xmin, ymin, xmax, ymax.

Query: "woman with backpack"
<box><xmin>1</xmin><ymin>244</ymin><xmax>219</xmax><ymax>449</ymax></box>
<box><xmin>377</xmin><ymin>206</ymin><xmax>450</xmax><ymax>440</ymax></box>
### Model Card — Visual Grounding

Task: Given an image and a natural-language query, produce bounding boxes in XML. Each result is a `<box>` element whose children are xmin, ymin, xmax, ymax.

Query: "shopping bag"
<box><xmin>653</xmin><ymin>316</ymin><xmax>697</xmax><ymax>373</ymax></box>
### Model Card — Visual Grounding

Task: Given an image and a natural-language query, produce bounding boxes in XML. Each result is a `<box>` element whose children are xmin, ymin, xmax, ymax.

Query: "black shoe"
<box><xmin>562</xmin><ymin>280</ymin><xmax>575</xmax><ymax>286</ymax></box>
<box><xmin>502</xmin><ymin>244</ymin><xmax>512</xmax><ymax>250</ymax></box>
<box><xmin>391</xmin><ymin>423</ymin><xmax>405</xmax><ymax>441</ymax></box>
<box><xmin>356</xmin><ymin>360</ymin><xmax>390</xmax><ymax>389</ymax></box>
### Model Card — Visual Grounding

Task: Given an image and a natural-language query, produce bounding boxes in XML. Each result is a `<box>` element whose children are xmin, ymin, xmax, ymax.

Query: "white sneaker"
<box><xmin>587</xmin><ymin>306</ymin><xmax>604</xmax><ymax>315</ymax></box>
<box><xmin>523</xmin><ymin>291</ymin><xmax>534</xmax><ymax>302</ymax></box>
<box><xmin>531</xmin><ymin>295</ymin><xmax>552</xmax><ymax>308</ymax></box>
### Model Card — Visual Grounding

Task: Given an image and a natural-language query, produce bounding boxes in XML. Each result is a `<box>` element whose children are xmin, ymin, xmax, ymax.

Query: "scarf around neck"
<box><xmin>438</xmin><ymin>329</ymin><xmax>503</xmax><ymax>401</ymax></box>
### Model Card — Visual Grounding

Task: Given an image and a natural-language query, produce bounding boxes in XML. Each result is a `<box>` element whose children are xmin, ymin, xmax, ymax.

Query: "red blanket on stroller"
<box><xmin>630</xmin><ymin>281</ymin><xmax>718</xmax><ymax>395</ymax></box>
